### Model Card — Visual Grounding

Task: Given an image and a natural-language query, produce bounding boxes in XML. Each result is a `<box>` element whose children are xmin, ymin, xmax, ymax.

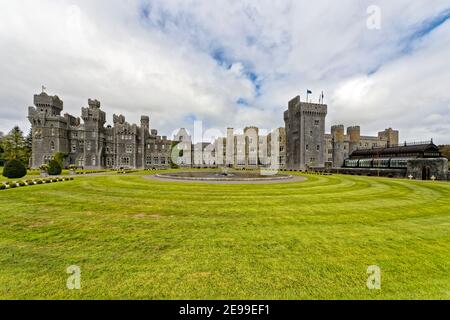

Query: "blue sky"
<box><xmin>0</xmin><ymin>0</ymin><xmax>449</xmax><ymax>144</ymax></box>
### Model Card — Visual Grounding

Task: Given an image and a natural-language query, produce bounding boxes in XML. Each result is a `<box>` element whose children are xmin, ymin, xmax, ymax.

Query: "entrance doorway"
<box><xmin>422</xmin><ymin>166</ymin><xmax>431</xmax><ymax>180</ymax></box>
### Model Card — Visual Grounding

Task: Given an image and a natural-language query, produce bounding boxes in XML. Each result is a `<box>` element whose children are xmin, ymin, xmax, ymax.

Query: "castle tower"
<box><xmin>215</xmin><ymin>137</ymin><xmax>225</xmax><ymax>167</ymax></box>
<box><xmin>244</xmin><ymin>126</ymin><xmax>259</xmax><ymax>167</ymax></box>
<box><xmin>81</xmin><ymin>99</ymin><xmax>106</xmax><ymax>169</ymax></box>
<box><xmin>331</xmin><ymin>125</ymin><xmax>345</xmax><ymax>167</ymax></box>
<box><xmin>173</xmin><ymin>128</ymin><xmax>192</xmax><ymax>167</ymax></box>
<box><xmin>138</xmin><ymin>116</ymin><xmax>150</xmax><ymax>169</ymax></box>
<box><xmin>140</xmin><ymin>116</ymin><xmax>150</xmax><ymax>130</ymax></box>
<box><xmin>347</xmin><ymin>126</ymin><xmax>361</xmax><ymax>155</ymax></box>
<box><xmin>226</xmin><ymin>128</ymin><xmax>235</xmax><ymax>167</ymax></box>
<box><xmin>378</xmin><ymin>128</ymin><xmax>399</xmax><ymax>147</ymax></box>
<box><xmin>28</xmin><ymin>92</ymin><xmax>69</xmax><ymax>168</ymax></box>
<box><xmin>284</xmin><ymin>96</ymin><xmax>327</xmax><ymax>170</ymax></box>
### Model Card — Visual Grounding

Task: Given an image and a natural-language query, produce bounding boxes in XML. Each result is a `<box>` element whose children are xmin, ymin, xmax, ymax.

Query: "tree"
<box><xmin>0</xmin><ymin>137</ymin><xmax>4</xmax><ymax>167</ymax></box>
<box><xmin>2</xmin><ymin>159</ymin><xmax>27</xmax><ymax>179</ymax></box>
<box><xmin>2</xmin><ymin>126</ymin><xmax>30</xmax><ymax>165</ymax></box>
<box><xmin>53</xmin><ymin>152</ymin><xmax>68</xmax><ymax>168</ymax></box>
<box><xmin>25</xmin><ymin>128</ymin><xmax>33</xmax><ymax>155</ymax></box>
<box><xmin>47</xmin><ymin>159</ymin><xmax>62</xmax><ymax>176</ymax></box>
<box><xmin>439</xmin><ymin>145</ymin><xmax>450</xmax><ymax>160</ymax></box>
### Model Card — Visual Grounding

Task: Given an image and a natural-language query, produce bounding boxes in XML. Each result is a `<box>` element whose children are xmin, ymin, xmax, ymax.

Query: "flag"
<box><xmin>307</xmin><ymin>90</ymin><xmax>312</xmax><ymax>95</ymax></box>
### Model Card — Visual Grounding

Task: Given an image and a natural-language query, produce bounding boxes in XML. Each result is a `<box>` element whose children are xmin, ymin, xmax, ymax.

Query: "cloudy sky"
<box><xmin>0</xmin><ymin>0</ymin><xmax>449</xmax><ymax>143</ymax></box>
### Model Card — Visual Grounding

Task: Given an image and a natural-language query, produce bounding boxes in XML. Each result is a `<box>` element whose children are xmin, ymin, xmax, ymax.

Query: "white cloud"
<box><xmin>0</xmin><ymin>0</ymin><xmax>449</xmax><ymax>144</ymax></box>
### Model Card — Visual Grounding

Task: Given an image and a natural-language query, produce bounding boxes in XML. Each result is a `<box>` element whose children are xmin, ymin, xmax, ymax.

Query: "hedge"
<box><xmin>2</xmin><ymin>159</ymin><xmax>27</xmax><ymax>179</ymax></box>
<box><xmin>0</xmin><ymin>177</ymin><xmax>74</xmax><ymax>191</ymax></box>
<box><xmin>48</xmin><ymin>160</ymin><xmax>62</xmax><ymax>176</ymax></box>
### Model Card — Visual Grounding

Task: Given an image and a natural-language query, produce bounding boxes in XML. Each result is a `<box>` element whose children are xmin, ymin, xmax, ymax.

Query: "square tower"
<box><xmin>81</xmin><ymin>99</ymin><xmax>106</xmax><ymax>169</ymax></box>
<box><xmin>226</xmin><ymin>128</ymin><xmax>235</xmax><ymax>167</ymax></box>
<box><xmin>28</xmin><ymin>92</ymin><xmax>69</xmax><ymax>168</ymax></box>
<box><xmin>284</xmin><ymin>96</ymin><xmax>327</xmax><ymax>170</ymax></box>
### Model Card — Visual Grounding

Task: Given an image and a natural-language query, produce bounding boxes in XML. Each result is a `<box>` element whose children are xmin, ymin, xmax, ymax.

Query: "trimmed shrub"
<box><xmin>0</xmin><ymin>184</ymin><xmax>5</xmax><ymax>190</ymax></box>
<box><xmin>26</xmin><ymin>180</ymin><xmax>33</xmax><ymax>185</ymax></box>
<box><xmin>18</xmin><ymin>181</ymin><xmax>26</xmax><ymax>187</ymax></box>
<box><xmin>47</xmin><ymin>160</ymin><xmax>62</xmax><ymax>176</ymax></box>
<box><xmin>9</xmin><ymin>183</ymin><xmax>17</xmax><ymax>188</ymax></box>
<box><xmin>3</xmin><ymin>159</ymin><xmax>27</xmax><ymax>179</ymax></box>
<box><xmin>36</xmin><ymin>180</ymin><xmax>43</xmax><ymax>185</ymax></box>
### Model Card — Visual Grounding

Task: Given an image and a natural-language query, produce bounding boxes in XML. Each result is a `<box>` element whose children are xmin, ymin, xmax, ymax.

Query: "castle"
<box><xmin>325</xmin><ymin>126</ymin><xmax>399</xmax><ymax>168</ymax></box>
<box><xmin>173</xmin><ymin>126</ymin><xmax>286</xmax><ymax>170</ymax></box>
<box><xmin>27</xmin><ymin>90</ymin><xmax>448</xmax><ymax>180</ymax></box>
<box><xmin>283</xmin><ymin>96</ymin><xmax>399</xmax><ymax>171</ymax></box>
<box><xmin>28</xmin><ymin>92</ymin><xmax>172</xmax><ymax>170</ymax></box>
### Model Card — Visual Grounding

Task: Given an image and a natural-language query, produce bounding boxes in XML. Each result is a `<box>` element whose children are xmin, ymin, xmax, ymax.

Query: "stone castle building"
<box><xmin>172</xmin><ymin>126</ymin><xmax>286</xmax><ymax>170</ymax></box>
<box><xmin>28</xmin><ymin>91</ymin><xmax>172</xmax><ymax>169</ymax></box>
<box><xmin>283</xmin><ymin>95</ymin><xmax>402</xmax><ymax>171</ymax></box>
<box><xmin>282</xmin><ymin>94</ymin><xmax>447</xmax><ymax>180</ymax></box>
<box><xmin>324</xmin><ymin>126</ymin><xmax>399</xmax><ymax>167</ymax></box>
<box><xmin>284</xmin><ymin>96</ymin><xmax>328</xmax><ymax>170</ymax></box>
<box><xmin>27</xmin><ymin>90</ymin><xmax>446</xmax><ymax>180</ymax></box>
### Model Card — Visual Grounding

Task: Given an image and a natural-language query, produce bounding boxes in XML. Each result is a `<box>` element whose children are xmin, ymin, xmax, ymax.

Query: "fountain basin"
<box><xmin>154</xmin><ymin>171</ymin><xmax>294</xmax><ymax>182</ymax></box>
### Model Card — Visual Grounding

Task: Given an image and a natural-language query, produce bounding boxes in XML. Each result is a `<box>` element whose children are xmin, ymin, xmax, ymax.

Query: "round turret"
<box><xmin>347</xmin><ymin>126</ymin><xmax>361</xmax><ymax>143</ymax></box>
<box><xmin>331</xmin><ymin>125</ymin><xmax>345</xmax><ymax>143</ymax></box>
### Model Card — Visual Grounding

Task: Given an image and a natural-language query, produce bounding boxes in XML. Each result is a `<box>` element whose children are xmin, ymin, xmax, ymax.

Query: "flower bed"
<box><xmin>117</xmin><ymin>170</ymin><xmax>138</xmax><ymax>174</ymax></box>
<box><xmin>76</xmin><ymin>170</ymin><xmax>109</xmax><ymax>175</ymax></box>
<box><xmin>0</xmin><ymin>177</ymin><xmax>74</xmax><ymax>190</ymax></box>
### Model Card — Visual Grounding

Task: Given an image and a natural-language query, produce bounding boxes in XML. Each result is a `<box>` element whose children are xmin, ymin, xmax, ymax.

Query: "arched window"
<box><xmin>50</xmin><ymin>141</ymin><xmax>55</xmax><ymax>151</ymax></box>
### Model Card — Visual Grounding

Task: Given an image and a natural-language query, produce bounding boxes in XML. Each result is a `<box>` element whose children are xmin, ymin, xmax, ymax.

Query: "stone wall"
<box><xmin>406</xmin><ymin>158</ymin><xmax>448</xmax><ymax>181</ymax></box>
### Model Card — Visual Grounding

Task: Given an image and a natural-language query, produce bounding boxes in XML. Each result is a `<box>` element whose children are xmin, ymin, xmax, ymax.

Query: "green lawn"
<box><xmin>0</xmin><ymin>171</ymin><xmax>449</xmax><ymax>299</ymax></box>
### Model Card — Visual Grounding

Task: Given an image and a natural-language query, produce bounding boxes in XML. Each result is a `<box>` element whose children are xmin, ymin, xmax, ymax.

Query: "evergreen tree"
<box><xmin>53</xmin><ymin>152</ymin><xmax>68</xmax><ymax>168</ymax></box>
<box><xmin>439</xmin><ymin>145</ymin><xmax>450</xmax><ymax>160</ymax></box>
<box><xmin>26</xmin><ymin>128</ymin><xmax>33</xmax><ymax>150</ymax></box>
<box><xmin>47</xmin><ymin>159</ymin><xmax>62</xmax><ymax>175</ymax></box>
<box><xmin>2</xmin><ymin>126</ymin><xmax>29</xmax><ymax>165</ymax></box>
<box><xmin>0</xmin><ymin>136</ymin><xmax>4</xmax><ymax>166</ymax></box>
